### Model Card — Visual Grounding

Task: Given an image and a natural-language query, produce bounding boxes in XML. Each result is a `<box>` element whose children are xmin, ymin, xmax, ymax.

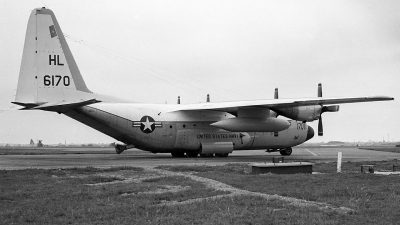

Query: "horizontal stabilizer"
<box><xmin>12</xmin><ymin>99</ymin><xmax>100</xmax><ymax>113</ymax></box>
<box><xmin>10</xmin><ymin>102</ymin><xmax>39</xmax><ymax>109</ymax></box>
<box><xmin>34</xmin><ymin>99</ymin><xmax>101</xmax><ymax>112</ymax></box>
<box><xmin>0</xmin><ymin>105</ymin><xmax>26</xmax><ymax>113</ymax></box>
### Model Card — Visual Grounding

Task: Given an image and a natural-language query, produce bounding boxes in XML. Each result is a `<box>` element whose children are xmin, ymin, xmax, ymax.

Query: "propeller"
<box><xmin>317</xmin><ymin>83</ymin><xmax>339</xmax><ymax>136</ymax></box>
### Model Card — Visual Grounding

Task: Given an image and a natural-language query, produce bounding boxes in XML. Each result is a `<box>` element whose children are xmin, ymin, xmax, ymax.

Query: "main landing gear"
<box><xmin>171</xmin><ymin>151</ymin><xmax>199</xmax><ymax>157</ymax></box>
<box><xmin>171</xmin><ymin>152</ymin><xmax>186</xmax><ymax>157</ymax></box>
<box><xmin>186</xmin><ymin>151</ymin><xmax>199</xmax><ymax>157</ymax></box>
<box><xmin>279</xmin><ymin>147</ymin><xmax>293</xmax><ymax>156</ymax></box>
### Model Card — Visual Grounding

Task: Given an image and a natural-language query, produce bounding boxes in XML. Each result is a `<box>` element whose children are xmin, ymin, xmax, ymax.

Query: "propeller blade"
<box><xmin>318</xmin><ymin>83</ymin><xmax>322</xmax><ymax>97</ymax></box>
<box><xmin>273</xmin><ymin>88</ymin><xmax>279</xmax><ymax>118</ymax></box>
<box><xmin>318</xmin><ymin>83</ymin><xmax>324</xmax><ymax>136</ymax></box>
<box><xmin>318</xmin><ymin>115</ymin><xmax>323</xmax><ymax>136</ymax></box>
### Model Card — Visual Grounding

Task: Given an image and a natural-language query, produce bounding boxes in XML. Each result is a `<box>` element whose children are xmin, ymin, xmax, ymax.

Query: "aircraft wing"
<box><xmin>172</xmin><ymin>96</ymin><xmax>394</xmax><ymax>113</ymax></box>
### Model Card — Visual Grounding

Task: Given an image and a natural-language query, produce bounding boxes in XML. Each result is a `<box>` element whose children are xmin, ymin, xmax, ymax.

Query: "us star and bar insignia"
<box><xmin>133</xmin><ymin>116</ymin><xmax>162</xmax><ymax>133</ymax></box>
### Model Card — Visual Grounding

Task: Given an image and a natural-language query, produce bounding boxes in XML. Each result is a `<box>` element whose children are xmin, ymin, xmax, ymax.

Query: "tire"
<box><xmin>215</xmin><ymin>153</ymin><xmax>229</xmax><ymax>157</ymax></box>
<box><xmin>171</xmin><ymin>152</ymin><xmax>185</xmax><ymax>157</ymax></box>
<box><xmin>279</xmin><ymin>147</ymin><xmax>292</xmax><ymax>156</ymax></box>
<box><xmin>186</xmin><ymin>151</ymin><xmax>199</xmax><ymax>157</ymax></box>
<box><xmin>200</xmin><ymin>153</ymin><xmax>214</xmax><ymax>157</ymax></box>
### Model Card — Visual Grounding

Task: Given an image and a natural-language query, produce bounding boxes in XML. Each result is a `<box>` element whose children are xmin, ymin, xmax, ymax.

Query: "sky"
<box><xmin>0</xmin><ymin>0</ymin><xmax>399</xmax><ymax>144</ymax></box>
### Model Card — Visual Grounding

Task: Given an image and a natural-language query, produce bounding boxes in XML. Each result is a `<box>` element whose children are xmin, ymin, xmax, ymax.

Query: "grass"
<box><xmin>359</xmin><ymin>146</ymin><xmax>400</xmax><ymax>153</ymax></box>
<box><xmin>0</xmin><ymin>166</ymin><xmax>225</xmax><ymax>224</ymax></box>
<box><xmin>1</xmin><ymin>162</ymin><xmax>400</xmax><ymax>224</ymax></box>
<box><xmin>158</xmin><ymin>161</ymin><xmax>400</xmax><ymax>224</ymax></box>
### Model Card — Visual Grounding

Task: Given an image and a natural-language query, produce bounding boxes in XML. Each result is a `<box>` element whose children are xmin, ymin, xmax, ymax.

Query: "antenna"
<box><xmin>41</xmin><ymin>0</ymin><xmax>49</xmax><ymax>8</ymax></box>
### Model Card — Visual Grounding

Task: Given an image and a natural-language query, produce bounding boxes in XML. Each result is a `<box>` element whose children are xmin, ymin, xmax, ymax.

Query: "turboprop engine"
<box><xmin>273</xmin><ymin>105</ymin><xmax>323</xmax><ymax>122</ymax></box>
<box><xmin>272</xmin><ymin>83</ymin><xmax>340</xmax><ymax>136</ymax></box>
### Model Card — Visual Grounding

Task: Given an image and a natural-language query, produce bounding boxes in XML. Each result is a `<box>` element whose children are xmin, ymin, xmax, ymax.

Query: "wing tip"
<box><xmin>369</xmin><ymin>96</ymin><xmax>394</xmax><ymax>101</ymax></box>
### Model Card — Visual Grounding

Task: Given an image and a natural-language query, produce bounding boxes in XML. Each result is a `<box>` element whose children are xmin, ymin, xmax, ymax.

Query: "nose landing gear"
<box><xmin>279</xmin><ymin>147</ymin><xmax>292</xmax><ymax>156</ymax></box>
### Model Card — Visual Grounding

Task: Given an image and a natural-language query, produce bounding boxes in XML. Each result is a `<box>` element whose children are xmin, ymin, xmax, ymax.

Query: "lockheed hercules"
<box><xmin>12</xmin><ymin>8</ymin><xmax>394</xmax><ymax>157</ymax></box>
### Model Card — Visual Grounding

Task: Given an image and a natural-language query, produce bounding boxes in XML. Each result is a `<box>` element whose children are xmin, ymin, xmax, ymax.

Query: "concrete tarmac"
<box><xmin>0</xmin><ymin>146</ymin><xmax>399</xmax><ymax>170</ymax></box>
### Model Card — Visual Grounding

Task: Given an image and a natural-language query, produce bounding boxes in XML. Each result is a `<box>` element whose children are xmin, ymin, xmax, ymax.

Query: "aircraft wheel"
<box><xmin>186</xmin><ymin>151</ymin><xmax>199</xmax><ymax>157</ymax></box>
<box><xmin>171</xmin><ymin>152</ymin><xmax>185</xmax><ymax>157</ymax></box>
<box><xmin>200</xmin><ymin>153</ymin><xmax>214</xmax><ymax>157</ymax></box>
<box><xmin>279</xmin><ymin>147</ymin><xmax>292</xmax><ymax>156</ymax></box>
<box><xmin>215</xmin><ymin>153</ymin><xmax>229</xmax><ymax>157</ymax></box>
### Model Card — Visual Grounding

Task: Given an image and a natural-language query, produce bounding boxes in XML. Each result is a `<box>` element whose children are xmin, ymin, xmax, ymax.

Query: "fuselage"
<box><xmin>64</xmin><ymin>103</ymin><xmax>313</xmax><ymax>153</ymax></box>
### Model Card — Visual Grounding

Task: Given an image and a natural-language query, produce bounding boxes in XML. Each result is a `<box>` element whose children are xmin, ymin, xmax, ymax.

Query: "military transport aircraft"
<box><xmin>12</xmin><ymin>8</ymin><xmax>394</xmax><ymax>157</ymax></box>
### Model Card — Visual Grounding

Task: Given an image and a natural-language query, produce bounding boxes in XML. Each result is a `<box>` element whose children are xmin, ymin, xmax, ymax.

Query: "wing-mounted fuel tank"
<box><xmin>211</xmin><ymin>117</ymin><xmax>290</xmax><ymax>132</ymax></box>
<box><xmin>210</xmin><ymin>107</ymin><xmax>290</xmax><ymax>132</ymax></box>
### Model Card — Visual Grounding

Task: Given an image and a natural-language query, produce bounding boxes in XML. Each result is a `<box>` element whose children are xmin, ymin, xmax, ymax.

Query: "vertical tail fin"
<box><xmin>15</xmin><ymin>7</ymin><xmax>92</xmax><ymax>105</ymax></box>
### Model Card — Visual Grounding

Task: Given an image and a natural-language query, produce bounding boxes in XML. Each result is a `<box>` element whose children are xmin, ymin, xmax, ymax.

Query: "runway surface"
<box><xmin>1</xmin><ymin>146</ymin><xmax>399</xmax><ymax>170</ymax></box>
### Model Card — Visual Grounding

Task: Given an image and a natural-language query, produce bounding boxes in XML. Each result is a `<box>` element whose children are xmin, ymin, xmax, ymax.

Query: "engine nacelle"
<box><xmin>274</xmin><ymin>105</ymin><xmax>322</xmax><ymax>122</ymax></box>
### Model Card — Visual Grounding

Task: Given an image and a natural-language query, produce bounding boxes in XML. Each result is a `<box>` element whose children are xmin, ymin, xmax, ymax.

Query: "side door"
<box><xmin>163</xmin><ymin>122</ymin><xmax>177</xmax><ymax>149</ymax></box>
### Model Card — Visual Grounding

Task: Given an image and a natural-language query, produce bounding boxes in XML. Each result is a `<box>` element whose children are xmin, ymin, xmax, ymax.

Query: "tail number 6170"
<box><xmin>44</xmin><ymin>75</ymin><xmax>70</xmax><ymax>86</ymax></box>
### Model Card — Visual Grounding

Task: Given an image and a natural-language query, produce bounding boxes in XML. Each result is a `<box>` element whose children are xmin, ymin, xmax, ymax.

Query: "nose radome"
<box><xmin>306</xmin><ymin>126</ymin><xmax>315</xmax><ymax>141</ymax></box>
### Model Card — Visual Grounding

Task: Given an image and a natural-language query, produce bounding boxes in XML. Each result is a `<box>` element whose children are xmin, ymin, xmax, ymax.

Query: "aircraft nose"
<box><xmin>306</xmin><ymin>126</ymin><xmax>315</xmax><ymax>141</ymax></box>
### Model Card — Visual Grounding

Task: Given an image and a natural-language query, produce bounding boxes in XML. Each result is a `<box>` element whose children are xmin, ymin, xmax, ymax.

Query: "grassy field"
<box><xmin>359</xmin><ymin>146</ymin><xmax>400</xmax><ymax>153</ymax></box>
<box><xmin>1</xmin><ymin>161</ymin><xmax>400</xmax><ymax>224</ymax></box>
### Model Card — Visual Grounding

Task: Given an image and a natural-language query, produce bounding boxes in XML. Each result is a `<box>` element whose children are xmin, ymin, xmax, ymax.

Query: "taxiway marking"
<box><xmin>305</xmin><ymin>148</ymin><xmax>318</xmax><ymax>156</ymax></box>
